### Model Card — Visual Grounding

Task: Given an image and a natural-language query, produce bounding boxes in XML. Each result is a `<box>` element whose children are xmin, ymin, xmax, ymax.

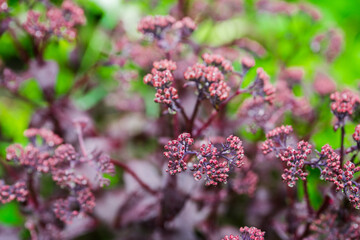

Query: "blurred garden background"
<box><xmin>1</xmin><ymin>0</ymin><xmax>360</xmax><ymax>239</ymax></box>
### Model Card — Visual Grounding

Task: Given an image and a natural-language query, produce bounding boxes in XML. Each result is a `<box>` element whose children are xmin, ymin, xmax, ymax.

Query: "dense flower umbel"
<box><xmin>311</xmin><ymin>211</ymin><xmax>360</xmax><ymax>240</ymax></box>
<box><xmin>164</xmin><ymin>133</ymin><xmax>194</xmax><ymax>175</ymax></box>
<box><xmin>172</xmin><ymin>17</ymin><xmax>197</xmax><ymax>37</ymax></box>
<box><xmin>165</xmin><ymin>133</ymin><xmax>245</xmax><ymax>186</ymax></box>
<box><xmin>0</xmin><ymin>181</ymin><xmax>28</xmax><ymax>204</ymax></box>
<box><xmin>330</xmin><ymin>90</ymin><xmax>360</xmax><ymax>128</ymax></box>
<box><xmin>5</xmin><ymin>128</ymin><xmax>113</xmax><ymax>223</ymax></box>
<box><xmin>193</xmin><ymin>143</ymin><xmax>230</xmax><ymax>186</ymax></box>
<box><xmin>241</xmin><ymin>56</ymin><xmax>256</xmax><ymax>74</ymax></box>
<box><xmin>137</xmin><ymin>15</ymin><xmax>176</xmax><ymax>39</ymax></box>
<box><xmin>53</xmin><ymin>187</ymin><xmax>95</xmax><ymax>223</ymax></box>
<box><xmin>311</xmin><ymin>144</ymin><xmax>360</xmax><ymax>208</ymax></box>
<box><xmin>353</xmin><ymin>124</ymin><xmax>360</xmax><ymax>142</ymax></box>
<box><xmin>261</xmin><ymin>125</ymin><xmax>293</xmax><ymax>154</ymax></box>
<box><xmin>138</xmin><ymin>15</ymin><xmax>196</xmax><ymax>41</ymax></box>
<box><xmin>144</xmin><ymin>61</ymin><xmax>179</xmax><ymax>111</ymax></box>
<box><xmin>153</xmin><ymin>59</ymin><xmax>177</xmax><ymax>71</ymax></box>
<box><xmin>279</xmin><ymin>141</ymin><xmax>311</xmax><ymax>187</ymax></box>
<box><xmin>222</xmin><ymin>226</ymin><xmax>265</xmax><ymax>240</ymax></box>
<box><xmin>202</xmin><ymin>53</ymin><xmax>234</xmax><ymax>73</ymax></box>
<box><xmin>23</xmin><ymin>1</ymin><xmax>85</xmax><ymax>40</ymax></box>
<box><xmin>249</xmin><ymin>68</ymin><xmax>275</xmax><ymax>104</ymax></box>
<box><xmin>184</xmin><ymin>63</ymin><xmax>230</xmax><ymax>108</ymax></box>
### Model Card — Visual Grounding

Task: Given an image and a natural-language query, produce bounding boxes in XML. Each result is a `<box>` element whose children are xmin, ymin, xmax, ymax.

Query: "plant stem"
<box><xmin>110</xmin><ymin>159</ymin><xmax>158</xmax><ymax>196</ymax></box>
<box><xmin>75</xmin><ymin>123</ymin><xmax>88</xmax><ymax>158</ymax></box>
<box><xmin>27</xmin><ymin>172</ymin><xmax>39</xmax><ymax>209</ymax></box>
<box><xmin>174</xmin><ymin>100</ymin><xmax>189</xmax><ymax>123</ymax></box>
<box><xmin>188</xmin><ymin>97</ymin><xmax>201</xmax><ymax>134</ymax></box>
<box><xmin>303</xmin><ymin>179</ymin><xmax>313</xmax><ymax>215</ymax></box>
<box><xmin>194</xmin><ymin>89</ymin><xmax>245</xmax><ymax>137</ymax></box>
<box><xmin>340</xmin><ymin>125</ymin><xmax>345</xmax><ymax>166</ymax></box>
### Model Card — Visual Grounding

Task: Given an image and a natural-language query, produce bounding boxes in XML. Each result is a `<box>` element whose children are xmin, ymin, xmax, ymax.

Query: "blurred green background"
<box><xmin>1</xmin><ymin>0</ymin><xmax>360</xmax><ymax>228</ymax></box>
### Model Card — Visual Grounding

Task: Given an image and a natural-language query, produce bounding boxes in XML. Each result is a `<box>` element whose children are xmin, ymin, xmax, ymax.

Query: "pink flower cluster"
<box><xmin>193</xmin><ymin>143</ymin><xmax>230</xmax><ymax>186</ymax></box>
<box><xmin>164</xmin><ymin>133</ymin><xmax>194</xmax><ymax>175</ymax></box>
<box><xmin>165</xmin><ymin>133</ymin><xmax>245</xmax><ymax>186</ymax></box>
<box><xmin>250</xmin><ymin>68</ymin><xmax>275</xmax><ymax>104</ymax></box>
<box><xmin>184</xmin><ymin>61</ymin><xmax>230</xmax><ymax>108</ymax></box>
<box><xmin>261</xmin><ymin>125</ymin><xmax>293</xmax><ymax>154</ymax></box>
<box><xmin>222</xmin><ymin>226</ymin><xmax>265</xmax><ymax>240</ymax></box>
<box><xmin>23</xmin><ymin>1</ymin><xmax>85</xmax><ymax>40</ymax></box>
<box><xmin>279</xmin><ymin>141</ymin><xmax>312</xmax><ymax>187</ymax></box>
<box><xmin>202</xmin><ymin>53</ymin><xmax>234</xmax><ymax>73</ymax></box>
<box><xmin>311</xmin><ymin>211</ymin><xmax>360</xmax><ymax>239</ymax></box>
<box><xmin>143</xmin><ymin>60</ymin><xmax>179</xmax><ymax>111</ymax></box>
<box><xmin>138</xmin><ymin>15</ymin><xmax>176</xmax><ymax>38</ymax></box>
<box><xmin>0</xmin><ymin>181</ymin><xmax>28</xmax><ymax>204</ymax></box>
<box><xmin>353</xmin><ymin>124</ymin><xmax>360</xmax><ymax>142</ymax></box>
<box><xmin>53</xmin><ymin>187</ymin><xmax>95</xmax><ymax>223</ymax></box>
<box><xmin>330</xmin><ymin>90</ymin><xmax>359</xmax><ymax>126</ymax></box>
<box><xmin>318</xmin><ymin>144</ymin><xmax>360</xmax><ymax>208</ymax></box>
<box><xmin>138</xmin><ymin>15</ymin><xmax>196</xmax><ymax>39</ymax></box>
<box><xmin>5</xmin><ymin>128</ymin><xmax>114</xmax><ymax>223</ymax></box>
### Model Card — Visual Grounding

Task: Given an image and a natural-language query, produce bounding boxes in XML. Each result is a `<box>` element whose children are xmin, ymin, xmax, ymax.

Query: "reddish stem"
<box><xmin>340</xmin><ymin>125</ymin><xmax>345</xmax><ymax>166</ymax></box>
<box><xmin>110</xmin><ymin>159</ymin><xmax>158</xmax><ymax>196</ymax></box>
<box><xmin>27</xmin><ymin>172</ymin><xmax>39</xmax><ymax>209</ymax></box>
<box><xmin>188</xmin><ymin>97</ymin><xmax>201</xmax><ymax>134</ymax></box>
<box><xmin>194</xmin><ymin>89</ymin><xmax>245</xmax><ymax>137</ymax></box>
<box><xmin>76</xmin><ymin>124</ymin><xmax>88</xmax><ymax>158</ymax></box>
<box><xmin>174</xmin><ymin>100</ymin><xmax>189</xmax><ymax>123</ymax></box>
<box><xmin>303</xmin><ymin>179</ymin><xmax>313</xmax><ymax>215</ymax></box>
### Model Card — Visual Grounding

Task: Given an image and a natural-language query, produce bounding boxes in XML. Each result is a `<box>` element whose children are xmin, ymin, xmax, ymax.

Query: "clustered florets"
<box><xmin>311</xmin><ymin>211</ymin><xmax>360</xmax><ymax>240</ymax></box>
<box><xmin>241</xmin><ymin>56</ymin><xmax>256</xmax><ymax>74</ymax></box>
<box><xmin>4</xmin><ymin>128</ymin><xmax>114</xmax><ymax>223</ymax></box>
<box><xmin>261</xmin><ymin>125</ymin><xmax>293</xmax><ymax>154</ymax></box>
<box><xmin>0</xmin><ymin>181</ymin><xmax>28</xmax><ymax>204</ymax></box>
<box><xmin>138</xmin><ymin>15</ymin><xmax>196</xmax><ymax>40</ymax></box>
<box><xmin>137</xmin><ymin>15</ymin><xmax>176</xmax><ymax>38</ymax></box>
<box><xmin>193</xmin><ymin>143</ymin><xmax>230</xmax><ymax>186</ymax></box>
<box><xmin>353</xmin><ymin>124</ymin><xmax>360</xmax><ymax>142</ymax></box>
<box><xmin>249</xmin><ymin>68</ymin><xmax>275</xmax><ymax>104</ymax></box>
<box><xmin>23</xmin><ymin>1</ymin><xmax>85</xmax><ymax>40</ymax></box>
<box><xmin>143</xmin><ymin>60</ymin><xmax>179</xmax><ymax>112</ymax></box>
<box><xmin>184</xmin><ymin>59</ymin><xmax>231</xmax><ymax>109</ymax></box>
<box><xmin>202</xmin><ymin>53</ymin><xmax>234</xmax><ymax>73</ymax></box>
<box><xmin>316</xmin><ymin>144</ymin><xmax>360</xmax><ymax>208</ymax></box>
<box><xmin>164</xmin><ymin>133</ymin><xmax>194</xmax><ymax>175</ymax></box>
<box><xmin>165</xmin><ymin>133</ymin><xmax>245</xmax><ymax>186</ymax></box>
<box><xmin>222</xmin><ymin>226</ymin><xmax>265</xmax><ymax>240</ymax></box>
<box><xmin>330</xmin><ymin>90</ymin><xmax>360</xmax><ymax>128</ymax></box>
<box><xmin>262</xmin><ymin>126</ymin><xmax>313</xmax><ymax>187</ymax></box>
<box><xmin>279</xmin><ymin>141</ymin><xmax>311</xmax><ymax>187</ymax></box>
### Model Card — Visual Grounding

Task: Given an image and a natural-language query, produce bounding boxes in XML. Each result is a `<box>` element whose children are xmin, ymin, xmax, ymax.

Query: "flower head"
<box><xmin>280</xmin><ymin>141</ymin><xmax>312</xmax><ymax>187</ymax></box>
<box><xmin>137</xmin><ymin>15</ymin><xmax>176</xmax><ymax>39</ymax></box>
<box><xmin>164</xmin><ymin>133</ymin><xmax>194</xmax><ymax>175</ymax></box>
<box><xmin>222</xmin><ymin>226</ymin><xmax>265</xmax><ymax>240</ymax></box>
<box><xmin>330</xmin><ymin>90</ymin><xmax>359</xmax><ymax>128</ymax></box>
<box><xmin>250</xmin><ymin>68</ymin><xmax>275</xmax><ymax>104</ymax></box>
<box><xmin>261</xmin><ymin>125</ymin><xmax>293</xmax><ymax>154</ymax></box>
<box><xmin>0</xmin><ymin>181</ymin><xmax>28</xmax><ymax>204</ymax></box>
<box><xmin>202</xmin><ymin>53</ymin><xmax>233</xmax><ymax>73</ymax></box>
<box><xmin>144</xmin><ymin>65</ymin><xmax>179</xmax><ymax>112</ymax></box>
<box><xmin>184</xmin><ymin>63</ymin><xmax>230</xmax><ymax>108</ymax></box>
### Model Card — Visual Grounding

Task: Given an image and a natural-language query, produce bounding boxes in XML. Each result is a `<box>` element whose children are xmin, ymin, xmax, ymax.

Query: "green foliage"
<box><xmin>0</xmin><ymin>202</ymin><xmax>24</xmax><ymax>226</ymax></box>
